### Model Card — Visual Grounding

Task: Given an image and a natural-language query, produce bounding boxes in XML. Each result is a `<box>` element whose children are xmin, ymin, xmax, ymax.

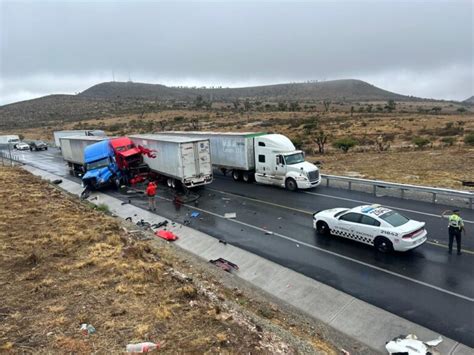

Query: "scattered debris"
<box><xmin>52</xmin><ymin>179</ymin><xmax>62</xmax><ymax>184</ymax></box>
<box><xmin>461</xmin><ymin>181</ymin><xmax>474</xmax><ymax>187</ymax></box>
<box><xmin>190</xmin><ymin>211</ymin><xmax>200</xmax><ymax>218</ymax></box>
<box><xmin>152</xmin><ymin>220</ymin><xmax>169</xmax><ymax>229</ymax></box>
<box><xmin>224</xmin><ymin>212</ymin><xmax>237</xmax><ymax>219</ymax></box>
<box><xmin>125</xmin><ymin>217</ymin><xmax>133</xmax><ymax>222</ymax></box>
<box><xmin>385</xmin><ymin>334</ymin><xmax>443</xmax><ymax>355</ymax></box>
<box><xmin>121</xmin><ymin>200</ymin><xmax>131</xmax><ymax>205</ymax></box>
<box><xmin>126</xmin><ymin>342</ymin><xmax>161</xmax><ymax>353</ymax></box>
<box><xmin>155</xmin><ymin>230</ymin><xmax>178</xmax><ymax>241</ymax></box>
<box><xmin>219</xmin><ymin>239</ymin><xmax>227</xmax><ymax>245</ymax></box>
<box><xmin>183</xmin><ymin>219</ymin><xmax>190</xmax><ymax>226</ymax></box>
<box><xmin>340</xmin><ymin>348</ymin><xmax>350</xmax><ymax>355</ymax></box>
<box><xmin>265</xmin><ymin>230</ymin><xmax>274</xmax><ymax>235</ymax></box>
<box><xmin>80</xmin><ymin>324</ymin><xmax>96</xmax><ymax>336</ymax></box>
<box><xmin>210</xmin><ymin>258</ymin><xmax>239</xmax><ymax>273</ymax></box>
<box><xmin>222</xmin><ymin>197</ymin><xmax>231</xmax><ymax>201</ymax></box>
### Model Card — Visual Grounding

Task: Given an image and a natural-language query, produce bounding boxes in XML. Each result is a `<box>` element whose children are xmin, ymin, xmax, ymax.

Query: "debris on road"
<box><xmin>385</xmin><ymin>334</ymin><xmax>443</xmax><ymax>355</ymax></box>
<box><xmin>224</xmin><ymin>212</ymin><xmax>236</xmax><ymax>219</ymax></box>
<box><xmin>219</xmin><ymin>239</ymin><xmax>227</xmax><ymax>245</ymax></box>
<box><xmin>155</xmin><ymin>230</ymin><xmax>178</xmax><ymax>241</ymax></box>
<box><xmin>152</xmin><ymin>220</ymin><xmax>169</xmax><ymax>229</ymax></box>
<box><xmin>265</xmin><ymin>230</ymin><xmax>274</xmax><ymax>235</ymax></box>
<box><xmin>52</xmin><ymin>179</ymin><xmax>62</xmax><ymax>184</ymax></box>
<box><xmin>210</xmin><ymin>258</ymin><xmax>239</xmax><ymax>273</ymax></box>
<box><xmin>190</xmin><ymin>211</ymin><xmax>200</xmax><ymax>218</ymax></box>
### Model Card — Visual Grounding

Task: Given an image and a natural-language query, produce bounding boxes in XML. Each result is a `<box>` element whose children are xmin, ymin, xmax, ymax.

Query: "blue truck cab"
<box><xmin>82</xmin><ymin>140</ymin><xmax>122</xmax><ymax>189</ymax></box>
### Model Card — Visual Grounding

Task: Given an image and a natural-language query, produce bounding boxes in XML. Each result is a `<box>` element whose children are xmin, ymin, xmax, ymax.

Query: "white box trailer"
<box><xmin>0</xmin><ymin>135</ymin><xmax>20</xmax><ymax>145</ymax></box>
<box><xmin>129</xmin><ymin>134</ymin><xmax>213</xmax><ymax>188</ymax></box>
<box><xmin>60</xmin><ymin>136</ymin><xmax>106</xmax><ymax>175</ymax></box>
<box><xmin>160</xmin><ymin>131</ymin><xmax>321</xmax><ymax>191</ymax></box>
<box><xmin>53</xmin><ymin>130</ymin><xmax>106</xmax><ymax>148</ymax></box>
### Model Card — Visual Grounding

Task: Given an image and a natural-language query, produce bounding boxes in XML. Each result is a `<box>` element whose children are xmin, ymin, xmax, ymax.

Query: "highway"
<box><xmin>3</xmin><ymin>147</ymin><xmax>474</xmax><ymax>346</ymax></box>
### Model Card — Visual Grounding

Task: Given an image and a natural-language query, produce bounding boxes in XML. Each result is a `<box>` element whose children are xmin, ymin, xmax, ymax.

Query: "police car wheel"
<box><xmin>374</xmin><ymin>237</ymin><xmax>393</xmax><ymax>253</ymax></box>
<box><xmin>316</xmin><ymin>221</ymin><xmax>330</xmax><ymax>236</ymax></box>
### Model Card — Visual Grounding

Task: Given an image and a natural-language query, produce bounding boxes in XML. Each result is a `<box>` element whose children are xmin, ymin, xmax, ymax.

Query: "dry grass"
<box><xmin>0</xmin><ymin>167</ymin><xmax>339</xmax><ymax>353</ymax></box>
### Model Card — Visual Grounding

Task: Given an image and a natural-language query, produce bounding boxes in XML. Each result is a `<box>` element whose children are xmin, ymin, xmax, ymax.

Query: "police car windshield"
<box><xmin>379</xmin><ymin>211</ymin><xmax>409</xmax><ymax>227</ymax></box>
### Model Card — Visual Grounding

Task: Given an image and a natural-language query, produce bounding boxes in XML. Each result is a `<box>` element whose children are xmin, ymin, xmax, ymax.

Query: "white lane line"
<box><xmin>154</xmin><ymin>195</ymin><xmax>474</xmax><ymax>303</ymax></box>
<box><xmin>304</xmin><ymin>191</ymin><xmax>474</xmax><ymax>224</ymax></box>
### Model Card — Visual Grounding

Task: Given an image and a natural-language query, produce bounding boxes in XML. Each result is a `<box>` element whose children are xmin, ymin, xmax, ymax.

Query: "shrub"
<box><xmin>464</xmin><ymin>133</ymin><xmax>474</xmax><ymax>146</ymax></box>
<box><xmin>412</xmin><ymin>137</ymin><xmax>431</xmax><ymax>149</ymax></box>
<box><xmin>96</xmin><ymin>204</ymin><xmax>110</xmax><ymax>213</ymax></box>
<box><xmin>441</xmin><ymin>137</ymin><xmax>456</xmax><ymax>146</ymax></box>
<box><xmin>332</xmin><ymin>137</ymin><xmax>358</xmax><ymax>153</ymax></box>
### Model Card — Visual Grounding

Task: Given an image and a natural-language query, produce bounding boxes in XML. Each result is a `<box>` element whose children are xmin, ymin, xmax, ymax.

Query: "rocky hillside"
<box><xmin>463</xmin><ymin>96</ymin><xmax>474</xmax><ymax>105</ymax></box>
<box><xmin>81</xmin><ymin>79</ymin><xmax>410</xmax><ymax>102</ymax></box>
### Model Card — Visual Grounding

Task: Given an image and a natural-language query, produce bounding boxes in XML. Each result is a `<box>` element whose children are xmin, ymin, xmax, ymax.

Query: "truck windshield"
<box><xmin>284</xmin><ymin>153</ymin><xmax>305</xmax><ymax>165</ymax></box>
<box><xmin>115</xmin><ymin>144</ymin><xmax>134</xmax><ymax>152</ymax></box>
<box><xmin>86</xmin><ymin>157</ymin><xmax>109</xmax><ymax>170</ymax></box>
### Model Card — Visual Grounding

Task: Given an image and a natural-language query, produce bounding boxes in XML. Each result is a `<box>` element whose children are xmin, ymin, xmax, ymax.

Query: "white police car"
<box><xmin>313</xmin><ymin>204</ymin><xmax>427</xmax><ymax>252</ymax></box>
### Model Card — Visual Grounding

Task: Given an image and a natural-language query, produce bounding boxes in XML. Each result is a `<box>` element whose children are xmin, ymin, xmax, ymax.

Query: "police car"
<box><xmin>313</xmin><ymin>204</ymin><xmax>427</xmax><ymax>252</ymax></box>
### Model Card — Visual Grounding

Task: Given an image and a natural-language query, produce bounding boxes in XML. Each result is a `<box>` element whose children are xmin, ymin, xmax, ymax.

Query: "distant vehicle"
<box><xmin>14</xmin><ymin>142</ymin><xmax>30</xmax><ymax>151</ymax></box>
<box><xmin>53</xmin><ymin>130</ymin><xmax>106</xmax><ymax>148</ymax></box>
<box><xmin>159</xmin><ymin>131</ymin><xmax>320</xmax><ymax>191</ymax></box>
<box><xmin>313</xmin><ymin>204</ymin><xmax>427</xmax><ymax>252</ymax></box>
<box><xmin>28</xmin><ymin>140</ymin><xmax>48</xmax><ymax>151</ymax></box>
<box><xmin>129</xmin><ymin>134</ymin><xmax>213</xmax><ymax>189</ymax></box>
<box><xmin>0</xmin><ymin>135</ymin><xmax>20</xmax><ymax>145</ymax></box>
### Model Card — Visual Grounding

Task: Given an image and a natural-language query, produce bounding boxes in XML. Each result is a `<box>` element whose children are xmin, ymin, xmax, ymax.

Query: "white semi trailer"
<box><xmin>54</xmin><ymin>130</ymin><xmax>106</xmax><ymax>148</ymax></box>
<box><xmin>60</xmin><ymin>136</ymin><xmax>106</xmax><ymax>175</ymax></box>
<box><xmin>129</xmin><ymin>134</ymin><xmax>213</xmax><ymax>189</ymax></box>
<box><xmin>161</xmin><ymin>131</ymin><xmax>320</xmax><ymax>191</ymax></box>
<box><xmin>0</xmin><ymin>135</ymin><xmax>20</xmax><ymax>145</ymax></box>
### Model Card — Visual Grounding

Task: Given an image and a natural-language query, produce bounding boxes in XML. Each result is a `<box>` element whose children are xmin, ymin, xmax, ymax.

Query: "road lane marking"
<box><xmin>206</xmin><ymin>187</ymin><xmax>474</xmax><ymax>254</ymax></box>
<box><xmin>152</xmin><ymin>194</ymin><xmax>474</xmax><ymax>303</ymax></box>
<box><xmin>304</xmin><ymin>191</ymin><xmax>474</xmax><ymax>224</ymax></box>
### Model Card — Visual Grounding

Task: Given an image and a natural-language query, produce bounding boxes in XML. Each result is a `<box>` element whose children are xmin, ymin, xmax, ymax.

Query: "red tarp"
<box><xmin>155</xmin><ymin>230</ymin><xmax>178</xmax><ymax>241</ymax></box>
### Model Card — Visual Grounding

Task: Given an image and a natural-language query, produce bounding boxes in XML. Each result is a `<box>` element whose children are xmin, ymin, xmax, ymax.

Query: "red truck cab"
<box><xmin>109</xmin><ymin>137</ymin><xmax>142</xmax><ymax>170</ymax></box>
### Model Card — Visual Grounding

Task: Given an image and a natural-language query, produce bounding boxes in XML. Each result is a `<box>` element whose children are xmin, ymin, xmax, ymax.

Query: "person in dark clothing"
<box><xmin>442</xmin><ymin>209</ymin><xmax>465</xmax><ymax>255</ymax></box>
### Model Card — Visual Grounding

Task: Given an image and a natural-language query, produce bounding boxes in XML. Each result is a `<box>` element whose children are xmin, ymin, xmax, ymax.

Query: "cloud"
<box><xmin>0</xmin><ymin>0</ymin><xmax>472</xmax><ymax>104</ymax></box>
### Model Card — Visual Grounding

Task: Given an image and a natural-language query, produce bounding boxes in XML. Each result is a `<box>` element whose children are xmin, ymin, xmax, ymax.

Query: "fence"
<box><xmin>321</xmin><ymin>174</ymin><xmax>474</xmax><ymax>209</ymax></box>
<box><xmin>0</xmin><ymin>150</ymin><xmax>23</xmax><ymax>167</ymax></box>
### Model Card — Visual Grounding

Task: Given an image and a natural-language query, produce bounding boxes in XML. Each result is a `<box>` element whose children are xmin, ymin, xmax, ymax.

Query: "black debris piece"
<box><xmin>209</xmin><ymin>258</ymin><xmax>239</xmax><ymax>273</ymax></box>
<box><xmin>218</xmin><ymin>240</ymin><xmax>227</xmax><ymax>245</ymax></box>
<box><xmin>52</xmin><ymin>179</ymin><xmax>62</xmax><ymax>184</ymax></box>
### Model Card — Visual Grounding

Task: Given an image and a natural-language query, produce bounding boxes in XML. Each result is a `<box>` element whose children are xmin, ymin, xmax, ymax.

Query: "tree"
<box><xmin>332</xmin><ymin>137</ymin><xmax>358</xmax><ymax>153</ymax></box>
<box><xmin>376</xmin><ymin>135</ymin><xmax>390</xmax><ymax>152</ymax></box>
<box><xmin>350</xmin><ymin>106</ymin><xmax>354</xmax><ymax>117</ymax></box>
<box><xmin>441</xmin><ymin>137</ymin><xmax>456</xmax><ymax>146</ymax></box>
<box><xmin>323</xmin><ymin>100</ymin><xmax>331</xmax><ymax>112</ymax></box>
<box><xmin>277</xmin><ymin>102</ymin><xmax>287</xmax><ymax>111</ymax></box>
<box><xmin>289</xmin><ymin>101</ymin><xmax>300</xmax><ymax>112</ymax></box>
<box><xmin>244</xmin><ymin>99</ymin><xmax>252</xmax><ymax>111</ymax></box>
<box><xmin>232</xmin><ymin>99</ymin><xmax>240</xmax><ymax>110</ymax></box>
<box><xmin>366</xmin><ymin>104</ymin><xmax>373</xmax><ymax>113</ymax></box>
<box><xmin>314</xmin><ymin>130</ymin><xmax>328</xmax><ymax>154</ymax></box>
<box><xmin>385</xmin><ymin>100</ymin><xmax>396</xmax><ymax>112</ymax></box>
<box><xmin>431</xmin><ymin>106</ymin><xmax>442</xmax><ymax>114</ymax></box>
<box><xmin>194</xmin><ymin>95</ymin><xmax>204</xmax><ymax>108</ymax></box>
<box><xmin>457</xmin><ymin>107</ymin><xmax>467</xmax><ymax>114</ymax></box>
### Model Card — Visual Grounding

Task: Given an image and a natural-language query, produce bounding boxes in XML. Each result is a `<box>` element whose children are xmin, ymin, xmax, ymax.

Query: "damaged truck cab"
<box><xmin>82</xmin><ymin>137</ymin><xmax>143</xmax><ymax>189</ymax></box>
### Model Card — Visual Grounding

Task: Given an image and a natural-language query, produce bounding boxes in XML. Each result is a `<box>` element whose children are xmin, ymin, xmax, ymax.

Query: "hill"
<box><xmin>80</xmin><ymin>79</ymin><xmax>410</xmax><ymax>102</ymax></box>
<box><xmin>463</xmin><ymin>96</ymin><xmax>474</xmax><ymax>104</ymax></box>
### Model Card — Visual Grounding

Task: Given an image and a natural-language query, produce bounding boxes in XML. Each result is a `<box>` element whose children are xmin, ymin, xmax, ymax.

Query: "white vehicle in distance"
<box><xmin>14</xmin><ymin>142</ymin><xmax>30</xmax><ymax>151</ymax></box>
<box><xmin>313</xmin><ymin>204</ymin><xmax>427</xmax><ymax>252</ymax></box>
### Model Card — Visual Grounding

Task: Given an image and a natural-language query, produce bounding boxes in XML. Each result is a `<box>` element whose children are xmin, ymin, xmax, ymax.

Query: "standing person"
<box><xmin>146</xmin><ymin>181</ymin><xmax>157</xmax><ymax>211</ymax></box>
<box><xmin>442</xmin><ymin>209</ymin><xmax>465</xmax><ymax>255</ymax></box>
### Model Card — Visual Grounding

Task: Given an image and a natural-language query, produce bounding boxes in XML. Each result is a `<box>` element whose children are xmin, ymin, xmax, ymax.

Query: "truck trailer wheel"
<box><xmin>242</xmin><ymin>171</ymin><xmax>253</xmax><ymax>183</ymax></box>
<box><xmin>285</xmin><ymin>178</ymin><xmax>297</xmax><ymax>191</ymax></box>
<box><xmin>232</xmin><ymin>170</ymin><xmax>241</xmax><ymax>181</ymax></box>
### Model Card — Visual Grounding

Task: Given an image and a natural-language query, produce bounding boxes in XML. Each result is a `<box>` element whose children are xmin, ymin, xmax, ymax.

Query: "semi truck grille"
<box><xmin>308</xmin><ymin>170</ymin><xmax>319</xmax><ymax>182</ymax></box>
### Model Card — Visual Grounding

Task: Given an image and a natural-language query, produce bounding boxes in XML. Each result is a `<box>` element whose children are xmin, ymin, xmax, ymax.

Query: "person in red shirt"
<box><xmin>146</xmin><ymin>181</ymin><xmax>157</xmax><ymax>211</ymax></box>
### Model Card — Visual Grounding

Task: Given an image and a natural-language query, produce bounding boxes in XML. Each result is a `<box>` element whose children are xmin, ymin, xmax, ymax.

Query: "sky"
<box><xmin>0</xmin><ymin>0</ymin><xmax>472</xmax><ymax>105</ymax></box>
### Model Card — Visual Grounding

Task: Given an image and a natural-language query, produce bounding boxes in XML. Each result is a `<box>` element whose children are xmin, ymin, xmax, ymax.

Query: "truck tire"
<box><xmin>114</xmin><ymin>177</ymin><xmax>121</xmax><ymax>189</ymax></box>
<box><xmin>232</xmin><ymin>170</ymin><xmax>241</xmax><ymax>181</ymax></box>
<box><xmin>167</xmin><ymin>178</ymin><xmax>173</xmax><ymax>188</ymax></box>
<box><xmin>242</xmin><ymin>171</ymin><xmax>253</xmax><ymax>183</ymax></box>
<box><xmin>285</xmin><ymin>178</ymin><xmax>297</xmax><ymax>191</ymax></box>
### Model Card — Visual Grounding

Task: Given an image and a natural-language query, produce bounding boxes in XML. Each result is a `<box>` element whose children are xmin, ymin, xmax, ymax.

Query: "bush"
<box><xmin>412</xmin><ymin>137</ymin><xmax>431</xmax><ymax>149</ymax></box>
<box><xmin>96</xmin><ymin>204</ymin><xmax>110</xmax><ymax>213</ymax></box>
<box><xmin>441</xmin><ymin>137</ymin><xmax>456</xmax><ymax>146</ymax></box>
<box><xmin>332</xmin><ymin>137</ymin><xmax>358</xmax><ymax>153</ymax></box>
<box><xmin>464</xmin><ymin>133</ymin><xmax>474</xmax><ymax>146</ymax></box>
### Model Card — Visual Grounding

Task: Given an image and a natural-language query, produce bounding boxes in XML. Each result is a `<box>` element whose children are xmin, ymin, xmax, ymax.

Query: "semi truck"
<box><xmin>160</xmin><ymin>131</ymin><xmax>320</xmax><ymax>191</ymax></box>
<box><xmin>129</xmin><ymin>134</ymin><xmax>213</xmax><ymax>189</ymax></box>
<box><xmin>0</xmin><ymin>135</ymin><xmax>20</xmax><ymax>146</ymax></box>
<box><xmin>82</xmin><ymin>137</ymin><xmax>144</xmax><ymax>189</ymax></box>
<box><xmin>60</xmin><ymin>136</ymin><xmax>106</xmax><ymax>176</ymax></box>
<box><xmin>53</xmin><ymin>130</ymin><xmax>106</xmax><ymax>148</ymax></box>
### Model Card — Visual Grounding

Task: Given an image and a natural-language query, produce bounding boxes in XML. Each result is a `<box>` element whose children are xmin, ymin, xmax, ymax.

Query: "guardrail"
<box><xmin>321</xmin><ymin>174</ymin><xmax>474</xmax><ymax>209</ymax></box>
<box><xmin>0</xmin><ymin>150</ymin><xmax>23</xmax><ymax>166</ymax></box>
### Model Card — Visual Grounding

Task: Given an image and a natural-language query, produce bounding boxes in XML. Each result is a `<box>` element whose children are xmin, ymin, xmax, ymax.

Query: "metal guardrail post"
<box><xmin>373</xmin><ymin>184</ymin><xmax>376</xmax><ymax>196</ymax></box>
<box><xmin>348</xmin><ymin>181</ymin><xmax>352</xmax><ymax>191</ymax></box>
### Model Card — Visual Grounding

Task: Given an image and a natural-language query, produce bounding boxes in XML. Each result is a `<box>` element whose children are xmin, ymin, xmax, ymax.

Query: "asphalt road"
<box><xmin>4</xmin><ymin>147</ymin><xmax>474</xmax><ymax>346</ymax></box>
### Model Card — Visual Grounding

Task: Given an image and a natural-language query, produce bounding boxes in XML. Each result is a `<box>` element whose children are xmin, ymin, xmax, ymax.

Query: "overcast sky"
<box><xmin>0</xmin><ymin>0</ymin><xmax>472</xmax><ymax>105</ymax></box>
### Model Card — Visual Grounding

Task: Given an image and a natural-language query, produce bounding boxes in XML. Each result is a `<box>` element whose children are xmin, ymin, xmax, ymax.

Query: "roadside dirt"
<box><xmin>0</xmin><ymin>167</ymin><xmax>368</xmax><ymax>354</ymax></box>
